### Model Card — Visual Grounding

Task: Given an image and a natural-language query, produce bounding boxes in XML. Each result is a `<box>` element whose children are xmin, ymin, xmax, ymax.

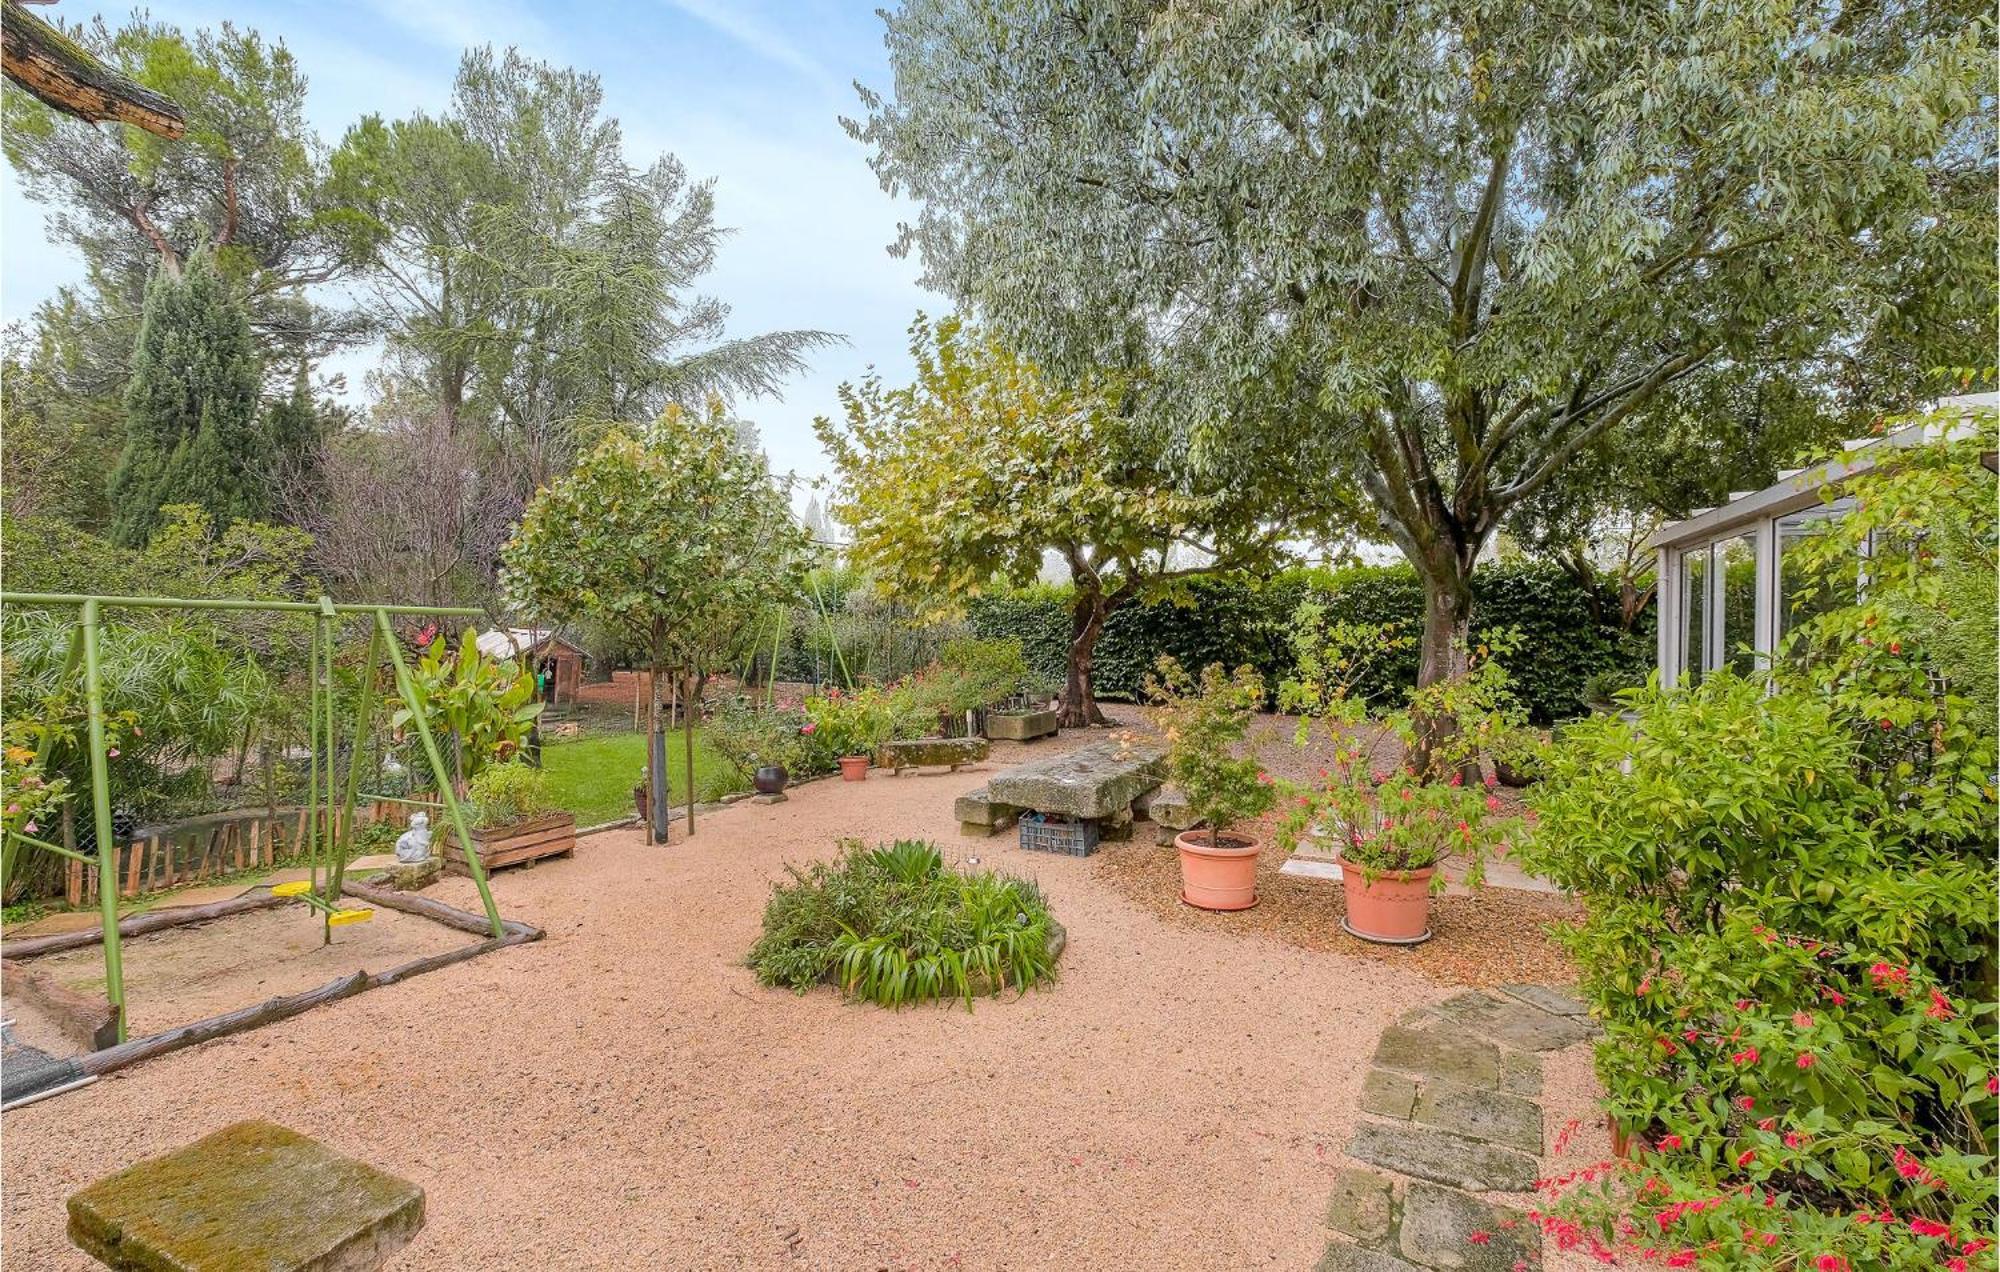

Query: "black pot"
<box><xmin>753</xmin><ymin>764</ymin><xmax>789</xmax><ymax>795</ymax></box>
<box><xmin>1492</xmin><ymin>756</ymin><xmax>1538</xmax><ymax>788</ymax></box>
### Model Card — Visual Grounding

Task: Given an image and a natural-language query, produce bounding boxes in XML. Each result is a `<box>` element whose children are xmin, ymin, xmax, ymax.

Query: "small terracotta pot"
<box><xmin>753</xmin><ymin>764</ymin><xmax>788</xmax><ymax>794</ymax></box>
<box><xmin>1338</xmin><ymin>857</ymin><xmax>1435</xmax><ymax>944</ymax></box>
<box><xmin>1176</xmin><ymin>830</ymin><xmax>1261</xmax><ymax>911</ymax></box>
<box><xmin>837</xmin><ymin>755</ymin><xmax>871</xmax><ymax>782</ymax></box>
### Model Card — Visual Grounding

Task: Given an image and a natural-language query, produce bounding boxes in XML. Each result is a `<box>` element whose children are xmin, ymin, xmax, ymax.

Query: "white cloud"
<box><xmin>657</xmin><ymin>0</ymin><xmax>844</xmax><ymax>99</ymax></box>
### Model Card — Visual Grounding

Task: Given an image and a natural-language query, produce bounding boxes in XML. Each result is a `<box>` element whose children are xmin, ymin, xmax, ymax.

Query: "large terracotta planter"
<box><xmin>1338</xmin><ymin>857</ymin><xmax>1435</xmax><ymax>944</ymax></box>
<box><xmin>1176</xmin><ymin>829</ymin><xmax>1261</xmax><ymax>911</ymax></box>
<box><xmin>838</xmin><ymin>755</ymin><xmax>871</xmax><ymax>782</ymax></box>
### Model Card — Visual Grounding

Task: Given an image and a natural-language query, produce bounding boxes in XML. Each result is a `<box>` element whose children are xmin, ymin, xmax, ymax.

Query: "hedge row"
<box><xmin>965</xmin><ymin>561</ymin><xmax>1654</xmax><ymax>724</ymax></box>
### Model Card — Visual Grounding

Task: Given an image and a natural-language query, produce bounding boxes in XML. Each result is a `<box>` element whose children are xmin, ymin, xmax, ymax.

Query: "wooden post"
<box><xmin>124</xmin><ymin>839</ymin><xmax>142</xmax><ymax>897</ymax></box>
<box><xmin>63</xmin><ymin>804</ymin><xmax>81</xmax><ymax>907</ymax></box>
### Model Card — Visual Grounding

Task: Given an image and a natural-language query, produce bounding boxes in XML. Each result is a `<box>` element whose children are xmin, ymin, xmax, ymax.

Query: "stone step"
<box><xmin>1371</xmin><ymin>1026</ymin><xmax>1504</xmax><ymax>1088</ymax></box>
<box><xmin>1497</xmin><ymin>983</ymin><xmax>1588</xmax><ymax>1018</ymax></box>
<box><xmin>1397</xmin><ymin>1182</ymin><xmax>1538</xmax><ymax>1271</ymax></box>
<box><xmin>1431</xmin><ymin>990</ymin><xmax>1596</xmax><ymax>1052</ymax></box>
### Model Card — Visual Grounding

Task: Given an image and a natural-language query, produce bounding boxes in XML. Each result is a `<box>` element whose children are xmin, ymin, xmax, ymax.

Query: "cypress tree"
<box><xmin>108</xmin><ymin>251</ymin><xmax>266</xmax><ymax>545</ymax></box>
<box><xmin>262</xmin><ymin>365</ymin><xmax>325</xmax><ymax>520</ymax></box>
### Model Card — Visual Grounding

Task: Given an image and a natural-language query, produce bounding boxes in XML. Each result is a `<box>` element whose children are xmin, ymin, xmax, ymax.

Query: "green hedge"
<box><xmin>966</xmin><ymin>562</ymin><xmax>1653</xmax><ymax>723</ymax></box>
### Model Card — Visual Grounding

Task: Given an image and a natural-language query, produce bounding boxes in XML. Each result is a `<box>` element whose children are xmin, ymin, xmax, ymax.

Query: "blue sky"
<box><xmin>0</xmin><ymin>0</ymin><xmax>940</xmax><ymax>492</ymax></box>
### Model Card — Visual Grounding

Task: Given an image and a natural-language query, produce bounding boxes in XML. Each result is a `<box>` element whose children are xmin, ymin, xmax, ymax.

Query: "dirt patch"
<box><xmin>19</xmin><ymin>904</ymin><xmax>476</xmax><ymax>1042</ymax></box>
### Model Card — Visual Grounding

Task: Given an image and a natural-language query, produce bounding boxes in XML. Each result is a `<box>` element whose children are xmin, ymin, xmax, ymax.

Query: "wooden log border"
<box><xmin>5</xmin><ymin>883</ymin><xmax>543</xmax><ymax>1091</ymax></box>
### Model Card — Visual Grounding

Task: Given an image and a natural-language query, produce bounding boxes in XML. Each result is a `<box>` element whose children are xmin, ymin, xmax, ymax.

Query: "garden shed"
<box><xmin>477</xmin><ymin>627</ymin><xmax>587</xmax><ymax>704</ymax></box>
<box><xmin>1648</xmin><ymin>393</ymin><xmax>1998</xmax><ymax>685</ymax></box>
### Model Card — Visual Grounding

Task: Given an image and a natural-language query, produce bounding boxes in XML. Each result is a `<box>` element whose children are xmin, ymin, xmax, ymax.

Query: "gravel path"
<box><xmin>2</xmin><ymin>725</ymin><xmax>1563</xmax><ymax>1269</ymax></box>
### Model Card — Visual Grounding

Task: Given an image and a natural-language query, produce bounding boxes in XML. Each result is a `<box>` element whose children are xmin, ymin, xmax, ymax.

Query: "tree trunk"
<box><xmin>1411</xmin><ymin>550</ymin><xmax>1478</xmax><ymax>779</ymax></box>
<box><xmin>646</xmin><ymin>656</ymin><xmax>668</xmax><ymax>843</ymax></box>
<box><xmin>1060</xmin><ymin>590</ymin><xmax>1111</xmax><ymax>728</ymax></box>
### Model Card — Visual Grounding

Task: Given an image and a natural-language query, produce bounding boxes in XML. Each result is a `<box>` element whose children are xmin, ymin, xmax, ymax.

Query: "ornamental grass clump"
<box><xmin>748</xmin><ymin>839</ymin><xmax>1059</xmax><ymax>1009</ymax></box>
<box><xmin>1512</xmin><ymin>422</ymin><xmax>1997</xmax><ymax>1271</ymax></box>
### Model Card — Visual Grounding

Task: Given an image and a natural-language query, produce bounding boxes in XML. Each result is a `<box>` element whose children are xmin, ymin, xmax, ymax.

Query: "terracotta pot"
<box><xmin>1175</xmin><ymin>829</ymin><xmax>1261</xmax><ymax>911</ymax></box>
<box><xmin>837</xmin><ymin>755</ymin><xmax>871</xmax><ymax>782</ymax></box>
<box><xmin>753</xmin><ymin>764</ymin><xmax>788</xmax><ymax>794</ymax></box>
<box><xmin>1337</xmin><ymin>857</ymin><xmax>1436</xmax><ymax>944</ymax></box>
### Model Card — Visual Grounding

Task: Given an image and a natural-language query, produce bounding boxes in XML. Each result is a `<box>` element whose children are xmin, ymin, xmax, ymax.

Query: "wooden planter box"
<box><xmin>442</xmin><ymin>812</ymin><xmax>577</xmax><ymax>876</ymax></box>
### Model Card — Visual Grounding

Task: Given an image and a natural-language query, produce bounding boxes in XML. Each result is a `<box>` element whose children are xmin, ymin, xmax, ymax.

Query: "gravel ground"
<box><xmin>2</xmin><ymin>722</ymin><xmax>1581</xmax><ymax>1269</ymax></box>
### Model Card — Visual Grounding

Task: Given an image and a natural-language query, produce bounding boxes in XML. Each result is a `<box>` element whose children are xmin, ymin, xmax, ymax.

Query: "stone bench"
<box><xmin>987</xmin><ymin>739</ymin><xmax>1166</xmax><ymax>824</ymax></box>
<box><xmin>984</xmin><ymin>708</ymin><xmax>1059</xmax><ymax>742</ymax></box>
<box><xmin>68</xmin><ymin>1120</ymin><xmax>424</xmax><ymax>1272</ymax></box>
<box><xmin>954</xmin><ymin>787</ymin><xmax>1023</xmax><ymax>838</ymax></box>
<box><xmin>883</xmin><ymin>735</ymin><xmax>990</xmax><ymax>775</ymax></box>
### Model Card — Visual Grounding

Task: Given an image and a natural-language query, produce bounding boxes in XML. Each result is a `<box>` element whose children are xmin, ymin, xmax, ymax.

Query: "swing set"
<box><xmin>1</xmin><ymin>591</ymin><xmax>520</xmax><ymax>1049</ymax></box>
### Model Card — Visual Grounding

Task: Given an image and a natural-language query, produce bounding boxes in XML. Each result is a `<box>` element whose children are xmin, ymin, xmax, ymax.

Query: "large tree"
<box><xmin>331</xmin><ymin>48</ymin><xmax>840</xmax><ymax>487</ymax></box>
<box><xmin>817</xmin><ymin>315</ymin><xmax>1336</xmax><ymax>726</ymax></box>
<box><xmin>109</xmin><ymin>251</ymin><xmax>267</xmax><ymax>545</ymax></box>
<box><xmin>503</xmin><ymin>400</ymin><xmax>813</xmax><ymax>838</ymax></box>
<box><xmin>850</xmin><ymin>0</ymin><xmax>1996</xmax><ymax>764</ymax></box>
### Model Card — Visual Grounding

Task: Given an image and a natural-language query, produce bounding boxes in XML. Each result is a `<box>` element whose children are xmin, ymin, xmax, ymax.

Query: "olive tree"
<box><xmin>502</xmin><ymin>400</ymin><xmax>813</xmax><ymax>838</ymax></box>
<box><xmin>849</xmin><ymin>0</ymin><xmax>1995</xmax><ymax>765</ymax></box>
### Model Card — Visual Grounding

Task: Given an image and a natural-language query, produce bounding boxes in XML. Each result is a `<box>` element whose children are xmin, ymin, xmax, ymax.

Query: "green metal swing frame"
<box><xmin>0</xmin><ymin>591</ymin><xmax>506</xmax><ymax>1044</ymax></box>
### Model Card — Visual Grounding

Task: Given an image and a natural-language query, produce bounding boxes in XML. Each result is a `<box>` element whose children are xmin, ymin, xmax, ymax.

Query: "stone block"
<box><xmin>1325</xmin><ymin>1167</ymin><xmax>1396</xmax><ymax>1243</ymax></box>
<box><xmin>952</xmin><ymin>787</ymin><xmax>1020</xmax><ymax>831</ymax></box>
<box><xmin>1360</xmin><ymin>1068</ymin><xmax>1419</xmax><ymax>1120</ymax></box>
<box><xmin>1372</xmin><ymin>1026</ymin><xmax>1503</xmax><ymax>1088</ymax></box>
<box><xmin>984</xmin><ymin>708</ymin><xmax>1059</xmax><ymax>741</ymax></box>
<box><xmin>1099</xmin><ymin>808</ymin><xmax>1135</xmax><ymax>843</ymax></box>
<box><xmin>1347</xmin><ymin>1122</ymin><xmax>1537</xmax><ymax>1192</ymax></box>
<box><xmin>1412</xmin><ymin>1082</ymin><xmax>1543</xmax><ymax>1153</ymax></box>
<box><xmin>986</xmin><ymin>740</ymin><xmax>1165</xmax><ymax>820</ymax></box>
<box><xmin>1147</xmin><ymin>783</ymin><xmax>1200</xmax><ymax>831</ymax></box>
<box><xmin>68</xmin><ymin>1121</ymin><xmax>424</xmax><ymax>1272</ymax></box>
<box><xmin>1397</xmin><ymin>1182</ymin><xmax>1537</xmax><ymax>1271</ymax></box>
<box><xmin>883</xmin><ymin>736</ymin><xmax>990</xmax><ymax>774</ymax></box>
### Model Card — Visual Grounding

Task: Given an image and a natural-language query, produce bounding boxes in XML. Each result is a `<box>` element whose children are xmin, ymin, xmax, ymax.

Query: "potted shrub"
<box><xmin>444</xmin><ymin>760</ymin><xmax>575</xmax><ymax>874</ymax></box>
<box><xmin>1148</xmin><ymin>658</ymin><xmax>1277</xmax><ymax>911</ymax></box>
<box><xmin>1490</xmin><ymin>726</ymin><xmax>1548</xmax><ymax>788</ymax></box>
<box><xmin>706</xmin><ymin>697</ymin><xmax>805</xmax><ymax>792</ymax></box>
<box><xmin>805</xmin><ymin>688</ymin><xmax>897</xmax><ymax>782</ymax></box>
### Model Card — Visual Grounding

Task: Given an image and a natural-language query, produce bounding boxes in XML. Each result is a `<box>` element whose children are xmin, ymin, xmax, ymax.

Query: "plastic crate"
<box><xmin>1019</xmin><ymin>814</ymin><xmax>1099</xmax><ymax>857</ymax></box>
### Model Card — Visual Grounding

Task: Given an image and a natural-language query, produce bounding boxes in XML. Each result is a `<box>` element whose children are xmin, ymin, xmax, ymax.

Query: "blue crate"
<box><xmin>1019</xmin><ymin>813</ymin><xmax>1099</xmax><ymax>857</ymax></box>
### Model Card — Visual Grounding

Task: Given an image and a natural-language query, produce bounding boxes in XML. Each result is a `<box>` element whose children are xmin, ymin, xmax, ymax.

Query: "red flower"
<box><xmin>1735</xmin><ymin>1096</ymin><xmax>1756</xmax><ymax>1111</ymax></box>
<box><xmin>1823</xmin><ymin>988</ymin><xmax>1847</xmax><ymax>1006</ymax></box>
<box><xmin>1736</xmin><ymin>1149</ymin><xmax>1756</xmax><ymax>1168</ymax></box>
<box><xmin>1988</xmin><ymin>1075</ymin><xmax>1998</xmax><ymax>1095</ymax></box>
<box><xmin>1878</xmin><ymin>718</ymin><xmax>1894</xmax><ymax>730</ymax></box>
<box><xmin>1636</xmin><ymin>976</ymin><xmax>1652</xmax><ymax>997</ymax></box>
<box><xmin>1659</xmin><ymin>1134</ymin><xmax>1683</xmax><ymax>1150</ymax></box>
<box><xmin>1910</xmin><ymin>1218</ymin><xmax>1953</xmax><ymax>1239</ymax></box>
<box><xmin>1734</xmin><ymin>998</ymin><xmax>1753</xmax><ymax>1010</ymax></box>
<box><xmin>1797</xmin><ymin>1053</ymin><xmax>1817</xmax><ymax>1069</ymax></box>
<box><xmin>1792</xmin><ymin>1011</ymin><xmax>1814</xmax><ymax>1028</ymax></box>
<box><xmin>1816</xmin><ymin>1257</ymin><xmax>1850</xmax><ymax>1272</ymax></box>
<box><xmin>1757</xmin><ymin>1117</ymin><xmax>1777</xmax><ymax>1131</ymax></box>
<box><xmin>1926</xmin><ymin>989</ymin><xmax>1954</xmax><ymax>1020</ymax></box>
<box><xmin>1467</xmin><ymin>1231</ymin><xmax>1492</xmax><ymax>1245</ymax></box>
<box><xmin>1784</xmin><ymin>1132</ymin><xmax>1805</xmax><ymax>1148</ymax></box>
<box><xmin>1730</xmin><ymin>1046</ymin><xmax>1760</xmax><ymax>1066</ymax></box>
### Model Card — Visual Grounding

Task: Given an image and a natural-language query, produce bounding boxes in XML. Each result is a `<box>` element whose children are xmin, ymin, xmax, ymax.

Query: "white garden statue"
<box><xmin>394</xmin><ymin>812</ymin><xmax>432</xmax><ymax>864</ymax></box>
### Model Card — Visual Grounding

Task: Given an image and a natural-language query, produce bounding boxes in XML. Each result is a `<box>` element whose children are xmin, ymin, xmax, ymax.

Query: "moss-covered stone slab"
<box><xmin>984</xmin><ymin>709</ymin><xmax>1059</xmax><ymax>741</ymax></box>
<box><xmin>1316</xmin><ymin>1241</ymin><xmax>1426</xmax><ymax>1272</ymax></box>
<box><xmin>1371</xmin><ymin>1026</ymin><xmax>1503</xmax><ymax>1088</ymax></box>
<box><xmin>1412</xmin><ymin>1081</ymin><xmax>1544</xmax><ymax>1153</ymax></box>
<box><xmin>883</xmin><ymin>736</ymin><xmax>990</xmax><ymax>774</ymax></box>
<box><xmin>1325</xmin><ymin>1166</ymin><xmax>1396</xmax><ymax>1242</ymax></box>
<box><xmin>1360</xmin><ymin>1068</ymin><xmax>1420</xmax><ymax>1120</ymax></box>
<box><xmin>1497</xmin><ymin>983</ymin><xmax>1588</xmax><ymax>1018</ymax></box>
<box><xmin>1347</xmin><ymin>1122</ymin><xmax>1537</xmax><ymax>1192</ymax></box>
<box><xmin>1397</xmin><ymin>1182</ymin><xmax>1538</xmax><ymax>1271</ymax></box>
<box><xmin>68</xmin><ymin>1120</ymin><xmax>425</xmax><ymax>1272</ymax></box>
<box><xmin>952</xmin><ymin>787</ymin><xmax>1021</xmax><ymax>830</ymax></box>
<box><xmin>1432</xmin><ymin>991</ymin><xmax>1595</xmax><ymax>1052</ymax></box>
<box><xmin>987</xmin><ymin>740</ymin><xmax>1165</xmax><ymax>820</ymax></box>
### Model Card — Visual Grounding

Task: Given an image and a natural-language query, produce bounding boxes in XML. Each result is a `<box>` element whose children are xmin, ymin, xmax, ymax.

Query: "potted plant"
<box><xmin>1147</xmin><ymin>658</ymin><xmax>1277</xmax><ymax>911</ymax></box>
<box><xmin>805</xmin><ymin>688</ymin><xmax>897</xmax><ymax>781</ymax></box>
<box><xmin>1490</xmin><ymin>726</ymin><xmax>1547</xmax><ymax>788</ymax></box>
<box><xmin>444</xmin><ymin>760</ymin><xmax>576</xmax><ymax>874</ymax></box>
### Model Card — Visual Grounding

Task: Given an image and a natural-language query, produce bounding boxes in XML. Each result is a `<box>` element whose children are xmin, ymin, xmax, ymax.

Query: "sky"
<box><xmin>0</xmin><ymin>0</ymin><xmax>942</xmax><ymax>497</ymax></box>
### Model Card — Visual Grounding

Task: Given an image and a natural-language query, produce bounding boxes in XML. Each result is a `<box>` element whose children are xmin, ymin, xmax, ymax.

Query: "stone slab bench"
<box><xmin>984</xmin><ymin>708</ymin><xmax>1060</xmax><ymax>742</ymax></box>
<box><xmin>68</xmin><ymin>1120</ymin><xmax>425</xmax><ymax>1272</ymax></box>
<box><xmin>954</xmin><ymin>787</ymin><xmax>1023</xmax><ymax>838</ymax></box>
<box><xmin>987</xmin><ymin>739</ymin><xmax>1166</xmax><ymax>822</ymax></box>
<box><xmin>883</xmin><ymin>736</ymin><xmax>990</xmax><ymax>775</ymax></box>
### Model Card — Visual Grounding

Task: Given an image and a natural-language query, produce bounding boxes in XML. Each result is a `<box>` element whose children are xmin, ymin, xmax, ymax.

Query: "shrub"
<box><xmin>747</xmin><ymin>839</ymin><xmax>1061</xmax><ymax>1009</ymax></box>
<box><xmin>1514</xmin><ymin>422</ymin><xmax>1997</xmax><ymax>1272</ymax></box>
<box><xmin>1146</xmin><ymin>658</ymin><xmax>1275</xmax><ymax>846</ymax></box>
<box><xmin>705</xmin><ymin>697</ymin><xmax>814</xmax><ymax>778</ymax></box>
<box><xmin>393</xmin><ymin>628</ymin><xmax>544</xmax><ymax>781</ymax></box>
<box><xmin>801</xmin><ymin>686</ymin><xmax>899</xmax><ymax>759</ymax></box>
<box><xmin>464</xmin><ymin>761</ymin><xmax>560</xmax><ymax>829</ymax></box>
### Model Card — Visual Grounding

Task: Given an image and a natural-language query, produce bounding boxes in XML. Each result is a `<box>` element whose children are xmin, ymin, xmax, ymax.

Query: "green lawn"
<box><xmin>540</xmin><ymin>729</ymin><xmax>745</xmax><ymax>825</ymax></box>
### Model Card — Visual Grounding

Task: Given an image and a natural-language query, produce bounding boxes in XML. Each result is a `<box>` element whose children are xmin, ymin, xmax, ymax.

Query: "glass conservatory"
<box><xmin>1648</xmin><ymin>393</ymin><xmax>1998</xmax><ymax>686</ymax></box>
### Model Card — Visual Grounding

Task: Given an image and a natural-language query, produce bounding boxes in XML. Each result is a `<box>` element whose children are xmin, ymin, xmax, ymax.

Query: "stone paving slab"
<box><xmin>1317</xmin><ymin>1242</ymin><xmax>1427</xmax><ymax>1272</ymax></box>
<box><xmin>67</xmin><ymin>1120</ymin><xmax>424</xmax><ymax>1272</ymax></box>
<box><xmin>1412</xmin><ymin>1081</ymin><xmax>1543</xmax><ymax>1154</ymax></box>
<box><xmin>1372</xmin><ymin>1026</ymin><xmax>1504</xmax><ymax>1088</ymax></box>
<box><xmin>1499</xmin><ymin>1050</ymin><xmax>1544</xmax><ymax>1098</ymax></box>
<box><xmin>1326</xmin><ymin>1167</ymin><xmax>1396</xmax><ymax>1243</ymax></box>
<box><xmin>1498</xmin><ymin>983</ymin><xmax>1588</xmax><ymax>1017</ymax></box>
<box><xmin>1432</xmin><ymin>991</ymin><xmax>1595</xmax><ymax>1052</ymax></box>
<box><xmin>1360</xmin><ymin>1069</ymin><xmax>1419</xmax><ymax>1120</ymax></box>
<box><xmin>1347</xmin><ymin>1121</ymin><xmax>1538</xmax><ymax>1192</ymax></box>
<box><xmin>1399</xmin><ymin>1182</ymin><xmax>1538</xmax><ymax>1272</ymax></box>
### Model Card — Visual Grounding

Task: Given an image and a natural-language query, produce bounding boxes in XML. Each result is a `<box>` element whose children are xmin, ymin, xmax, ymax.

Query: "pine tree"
<box><xmin>108</xmin><ymin>251</ymin><xmax>266</xmax><ymax>545</ymax></box>
<box><xmin>263</xmin><ymin>365</ymin><xmax>325</xmax><ymax>520</ymax></box>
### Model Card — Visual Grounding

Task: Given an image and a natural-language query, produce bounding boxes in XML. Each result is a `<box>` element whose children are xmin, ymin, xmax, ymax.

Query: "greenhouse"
<box><xmin>1648</xmin><ymin>393</ymin><xmax>1999</xmax><ymax>685</ymax></box>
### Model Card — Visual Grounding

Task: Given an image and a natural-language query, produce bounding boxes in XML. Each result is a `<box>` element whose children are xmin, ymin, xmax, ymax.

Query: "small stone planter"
<box><xmin>984</xmin><ymin>708</ymin><xmax>1059</xmax><ymax>742</ymax></box>
<box><xmin>442</xmin><ymin>812</ymin><xmax>577</xmax><ymax>875</ymax></box>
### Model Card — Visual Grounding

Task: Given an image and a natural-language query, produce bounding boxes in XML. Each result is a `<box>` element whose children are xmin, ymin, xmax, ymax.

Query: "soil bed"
<box><xmin>14</xmin><ymin>904</ymin><xmax>477</xmax><ymax>1045</ymax></box>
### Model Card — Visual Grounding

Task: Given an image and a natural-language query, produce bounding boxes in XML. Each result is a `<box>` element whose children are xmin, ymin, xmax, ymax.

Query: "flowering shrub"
<box><xmin>801</xmin><ymin>686</ymin><xmax>899</xmax><ymax>761</ymax></box>
<box><xmin>1513</xmin><ymin>422</ymin><xmax>1997</xmax><ymax>1270</ymax></box>
<box><xmin>1146</xmin><ymin>657</ymin><xmax>1275</xmax><ymax>846</ymax></box>
<box><xmin>1282</xmin><ymin>763</ymin><xmax>1513</xmax><ymax>886</ymax></box>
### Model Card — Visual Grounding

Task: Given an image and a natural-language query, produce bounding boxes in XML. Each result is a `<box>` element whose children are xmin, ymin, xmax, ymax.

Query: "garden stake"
<box><xmin>325</xmin><ymin>622</ymin><xmax>382</xmax><ymax>917</ymax></box>
<box><xmin>684</xmin><ymin>670</ymin><xmax>696</xmax><ymax>838</ymax></box>
<box><xmin>79</xmin><ymin>598</ymin><xmax>127</xmax><ymax>1042</ymax></box>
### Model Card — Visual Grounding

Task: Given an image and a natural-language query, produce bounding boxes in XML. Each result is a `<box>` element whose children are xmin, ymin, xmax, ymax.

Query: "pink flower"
<box><xmin>4</xmin><ymin>804</ymin><xmax>16</xmax><ymax>814</ymax></box>
<box><xmin>1784</xmin><ymin>1132</ymin><xmax>1805</xmax><ymax>1148</ymax></box>
<box><xmin>1636</xmin><ymin>976</ymin><xmax>1652</xmax><ymax>997</ymax></box>
<box><xmin>106</xmin><ymin>748</ymin><xmax>120</xmax><ymax>758</ymax></box>
<box><xmin>1988</xmin><ymin>1076</ymin><xmax>1998</xmax><ymax>1095</ymax></box>
<box><xmin>1792</xmin><ymin>1011</ymin><xmax>1814</xmax><ymax>1028</ymax></box>
<box><xmin>1816</xmin><ymin>1257</ymin><xmax>1850</xmax><ymax>1272</ymax></box>
<box><xmin>1485</xmin><ymin>795</ymin><xmax>1502</xmax><ymax>812</ymax></box>
<box><xmin>1659</xmin><ymin>1134</ymin><xmax>1683</xmax><ymax>1150</ymax></box>
<box><xmin>800</xmin><ymin>722</ymin><xmax>816</xmax><ymax>734</ymax></box>
<box><xmin>1926</xmin><ymin>990</ymin><xmax>1954</xmax><ymax>1020</ymax></box>
<box><xmin>1910</xmin><ymin>1218</ymin><xmax>1952</xmax><ymax>1239</ymax></box>
<box><xmin>1734</xmin><ymin>998</ymin><xmax>1753</xmax><ymax>1010</ymax></box>
<box><xmin>1256</xmin><ymin>771</ymin><xmax>1273</xmax><ymax>785</ymax></box>
<box><xmin>1736</xmin><ymin>1149</ymin><xmax>1756</xmax><ymax>1168</ymax></box>
<box><xmin>1735</xmin><ymin>1096</ymin><xmax>1756</xmax><ymax>1111</ymax></box>
<box><xmin>1468</xmin><ymin>1231</ymin><xmax>1492</xmax><ymax>1245</ymax></box>
<box><xmin>1797</xmin><ymin>1053</ymin><xmax>1817</xmax><ymax>1069</ymax></box>
<box><xmin>1730</xmin><ymin>1046</ymin><xmax>1760</xmax><ymax>1066</ymax></box>
<box><xmin>23</xmin><ymin>821</ymin><xmax>36</xmax><ymax>834</ymax></box>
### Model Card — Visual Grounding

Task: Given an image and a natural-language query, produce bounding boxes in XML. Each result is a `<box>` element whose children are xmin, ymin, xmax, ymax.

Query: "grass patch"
<box><xmin>749</xmin><ymin>839</ymin><xmax>1062</xmax><ymax>1009</ymax></box>
<box><xmin>540</xmin><ymin>729</ymin><xmax>744</xmax><ymax>825</ymax></box>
